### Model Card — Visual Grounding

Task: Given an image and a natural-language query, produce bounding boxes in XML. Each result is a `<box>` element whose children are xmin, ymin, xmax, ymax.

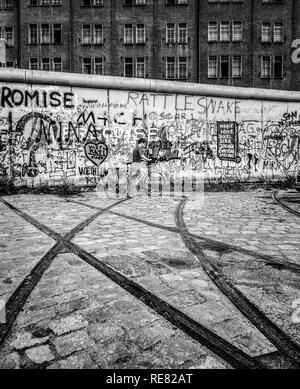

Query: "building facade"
<box><xmin>0</xmin><ymin>0</ymin><xmax>300</xmax><ymax>90</ymax></box>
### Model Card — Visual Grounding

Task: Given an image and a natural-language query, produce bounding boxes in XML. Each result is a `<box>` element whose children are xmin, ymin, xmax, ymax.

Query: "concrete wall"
<box><xmin>0</xmin><ymin>69</ymin><xmax>299</xmax><ymax>188</ymax></box>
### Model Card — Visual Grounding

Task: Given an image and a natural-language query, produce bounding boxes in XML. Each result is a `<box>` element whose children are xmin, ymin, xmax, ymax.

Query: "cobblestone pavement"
<box><xmin>0</xmin><ymin>189</ymin><xmax>299</xmax><ymax>369</ymax></box>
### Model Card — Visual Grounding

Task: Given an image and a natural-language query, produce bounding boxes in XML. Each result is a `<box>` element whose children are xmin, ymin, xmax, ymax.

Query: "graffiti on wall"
<box><xmin>0</xmin><ymin>83</ymin><xmax>299</xmax><ymax>187</ymax></box>
<box><xmin>217</xmin><ymin>122</ymin><xmax>239</xmax><ymax>163</ymax></box>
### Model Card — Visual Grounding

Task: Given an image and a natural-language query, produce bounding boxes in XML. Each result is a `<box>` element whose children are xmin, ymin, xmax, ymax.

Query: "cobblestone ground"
<box><xmin>0</xmin><ymin>189</ymin><xmax>299</xmax><ymax>369</ymax></box>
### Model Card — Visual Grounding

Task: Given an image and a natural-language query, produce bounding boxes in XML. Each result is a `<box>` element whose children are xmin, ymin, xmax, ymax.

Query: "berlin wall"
<box><xmin>0</xmin><ymin>69</ymin><xmax>299</xmax><ymax>188</ymax></box>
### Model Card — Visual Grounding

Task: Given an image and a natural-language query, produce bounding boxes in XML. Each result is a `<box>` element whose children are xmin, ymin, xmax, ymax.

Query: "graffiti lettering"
<box><xmin>0</xmin><ymin>87</ymin><xmax>75</xmax><ymax>109</ymax></box>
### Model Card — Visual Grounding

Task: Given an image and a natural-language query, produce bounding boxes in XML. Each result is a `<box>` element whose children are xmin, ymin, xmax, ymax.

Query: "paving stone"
<box><xmin>46</xmin><ymin>362</ymin><xmax>61</xmax><ymax>369</ymax></box>
<box><xmin>127</xmin><ymin>323</ymin><xmax>174</xmax><ymax>351</ymax></box>
<box><xmin>0</xmin><ymin>352</ymin><xmax>20</xmax><ymax>369</ymax></box>
<box><xmin>49</xmin><ymin>315</ymin><xmax>88</xmax><ymax>336</ymax></box>
<box><xmin>99</xmin><ymin>339</ymin><xmax>140</xmax><ymax>367</ymax></box>
<box><xmin>167</xmin><ymin>291</ymin><xmax>207</xmax><ymax>307</ymax></box>
<box><xmin>10</xmin><ymin>332</ymin><xmax>50</xmax><ymax>351</ymax></box>
<box><xmin>58</xmin><ymin>353</ymin><xmax>97</xmax><ymax>369</ymax></box>
<box><xmin>56</xmin><ymin>298</ymin><xmax>89</xmax><ymax>315</ymax></box>
<box><xmin>88</xmin><ymin>323</ymin><xmax>124</xmax><ymax>343</ymax></box>
<box><xmin>119</xmin><ymin>310</ymin><xmax>158</xmax><ymax>329</ymax></box>
<box><xmin>152</xmin><ymin>336</ymin><xmax>207</xmax><ymax>367</ymax></box>
<box><xmin>191</xmin><ymin>355</ymin><xmax>231</xmax><ymax>369</ymax></box>
<box><xmin>16</xmin><ymin>307</ymin><xmax>57</xmax><ymax>327</ymax></box>
<box><xmin>184</xmin><ymin>301</ymin><xmax>233</xmax><ymax>324</ymax></box>
<box><xmin>53</xmin><ymin>330</ymin><xmax>95</xmax><ymax>357</ymax></box>
<box><xmin>25</xmin><ymin>345</ymin><xmax>55</xmax><ymax>365</ymax></box>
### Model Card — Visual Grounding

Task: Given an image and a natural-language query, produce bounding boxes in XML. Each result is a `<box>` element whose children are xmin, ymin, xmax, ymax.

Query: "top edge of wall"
<box><xmin>1</xmin><ymin>68</ymin><xmax>300</xmax><ymax>102</ymax></box>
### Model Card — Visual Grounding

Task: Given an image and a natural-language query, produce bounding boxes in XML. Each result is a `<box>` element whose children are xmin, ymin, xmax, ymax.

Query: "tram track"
<box><xmin>175</xmin><ymin>197</ymin><xmax>300</xmax><ymax>368</ymax></box>
<box><xmin>0</xmin><ymin>196</ymin><xmax>266</xmax><ymax>369</ymax></box>
<box><xmin>64</xmin><ymin>198</ymin><xmax>300</xmax><ymax>274</ymax></box>
<box><xmin>0</xmin><ymin>197</ymin><xmax>128</xmax><ymax>346</ymax></box>
<box><xmin>273</xmin><ymin>191</ymin><xmax>300</xmax><ymax>218</ymax></box>
<box><xmin>1</xmin><ymin>194</ymin><xmax>299</xmax><ymax>368</ymax></box>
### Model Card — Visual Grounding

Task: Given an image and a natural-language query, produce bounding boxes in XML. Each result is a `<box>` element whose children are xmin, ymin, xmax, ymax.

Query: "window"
<box><xmin>81</xmin><ymin>57</ymin><xmax>105</xmax><ymax>74</ymax></box>
<box><xmin>232</xmin><ymin>21</ymin><xmax>242</xmax><ymax>42</ymax></box>
<box><xmin>53</xmin><ymin>24</ymin><xmax>62</xmax><ymax>44</ymax></box>
<box><xmin>124</xmin><ymin>24</ymin><xmax>133</xmax><ymax>44</ymax></box>
<box><xmin>41</xmin><ymin>57</ymin><xmax>50</xmax><ymax>71</ymax></box>
<box><xmin>207</xmin><ymin>55</ymin><xmax>243</xmax><ymax>79</ymax></box>
<box><xmin>53</xmin><ymin>57</ymin><xmax>62</xmax><ymax>72</ymax></box>
<box><xmin>81</xmin><ymin>0</ymin><xmax>103</xmax><ymax>6</ymax></box>
<box><xmin>82</xmin><ymin>25</ymin><xmax>92</xmax><ymax>44</ymax></box>
<box><xmin>220</xmin><ymin>21</ymin><xmax>230</xmax><ymax>42</ymax></box>
<box><xmin>208</xmin><ymin>22</ymin><xmax>218</xmax><ymax>42</ymax></box>
<box><xmin>28</xmin><ymin>24</ymin><xmax>38</xmax><ymax>44</ymax></box>
<box><xmin>166</xmin><ymin>57</ymin><xmax>176</xmax><ymax>79</ymax></box>
<box><xmin>1</xmin><ymin>27</ymin><xmax>14</xmax><ymax>46</ymax></box>
<box><xmin>28</xmin><ymin>24</ymin><xmax>62</xmax><ymax>45</ymax></box>
<box><xmin>261</xmin><ymin>56</ymin><xmax>271</xmax><ymax>78</ymax></box>
<box><xmin>29</xmin><ymin>57</ymin><xmax>62</xmax><ymax>71</ymax></box>
<box><xmin>40</xmin><ymin>24</ymin><xmax>51</xmax><ymax>44</ymax></box>
<box><xmin>232</xmin><ymin>56</ymin><xmax>242</xmax><ymax>78</ymax></box>
<box><xmin>262</xmin><ymin>22</ymin><xmax>284</xmax><ymax>43</ymax></box>
<box><xmin>94</xmin><ymin>25</ymin><xmax>103</xmax><ymax>44</ymax></box>
<box><xmin>124</xmin><ymin>0</ymin><xmax>146</xmax><ymax>5</ymax></box>
<box><xmin>165</xmin><ymin>57</ymin><xmax>187</xmax><ymax>79</ymax></box>
<box><xmin>220</xmin><ymin>56</ymin><xmax>229</xmax><ymax>78</ymax></box>
<box><xmin>166</xmin><ymin>0</ymin><xmax>188</xmax><ymax>4</ymax></box>
<box><xmin>166</xmin><ymin>23</ymin><xmax>188</xmax><ymax>44</ymax></box>
<box><xmin>274</xmin><ymin>56</ymin><xmax>283</xmax><ymax>78</ymax></box>
<box><xmin>136</xmin><ymin>57</ymin><xmax>145</xmax><ymax>78</ymax></box>
<box><xmin>178</xmin><ymin>57</ymin><xmax>188</xmax><ymax>79</ymax></box>
<box><xmin>124</xmin><ymin>57</ymin><xmax>134</xmax><ymax>77</ymax></box>
<box><xmin>208</xmin><ymin>0</ymin><xmax>244</xmax><ymax>2</ymax></box>
<box><xmin>262</xmin><ymin>23</ymin><xmax>271</xmax><ymax>42</ymax></box>
<box><xmin>83</xmin><ymin>58</ymin><xmax>92</xmax><ymax>74</ymax></box>
<box><xmin>123</xmin><ymin>57</ymin><xmax>146</xmax><ymax>77</ymax></box>
<box><xmin>208</xmin><ymin>56</ymin><xmax>217</xmax><ymax>78</ymax></box>
<box><xmin>136</xmin><ymin>24</ymin><xmax>145</xmax><ymax>44</ymax></box>
<box><xmin>29</xmin><ymin>58</ymin><xmax>39</xmax><ymax>70</ymax></box>
<box><xmin>166</xmin><ymin>24</ymin><xmax>175</xmax><ymax>44</ymax></box>
<box><xmin>273</xmin><ymin>22</ymin><xmax>283</xmax><ymax>42</ymax></box>
<box><xmin>178</xmin><ymin>23</ymin><xmax>188</xmax><ymax>44</ymax></box>
<box><xmin>82</xmin><ymin>24</ymin><xmax>103</xmax><ymax>45</ymax></box>
<box><xmin>208</xmin><ymin>21</ymin><xmax>242</xmax><ymax>42</ymax></box>
<box><xmin>260</xmin><ymin>56</ymin><xmax>283</xmax><ymax>79</ymax></box>
<box><xmin>95</xmin><ymin>57</ymin><xmax>104</xmax><ymax>75</ymax></box>
<box><xmin>0</xmin><ymin>0</ymin><xmax>13</xmax><ymax>9</ymax></box>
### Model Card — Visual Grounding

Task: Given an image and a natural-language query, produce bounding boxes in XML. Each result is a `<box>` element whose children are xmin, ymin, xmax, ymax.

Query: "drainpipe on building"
<box><xmin>195</xmin><ymin>0</ymin><xmax>200</xmax><ymax>83</ymax></box>
<box><xmin>69</xmin><ymin>0</ymin><xmax>74</xmax><ymax>73</ymax></box>
<box><xmin>16</xmin><ymin>0</ymin><xmax>21</xmax><ymax>68</ymax></box>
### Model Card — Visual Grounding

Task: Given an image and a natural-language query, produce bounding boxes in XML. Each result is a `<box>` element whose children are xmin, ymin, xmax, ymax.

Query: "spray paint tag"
<box><xmin>84</xmin><ymin>142</ymin><xmax>108</xmax><ymax>167</ymax></box>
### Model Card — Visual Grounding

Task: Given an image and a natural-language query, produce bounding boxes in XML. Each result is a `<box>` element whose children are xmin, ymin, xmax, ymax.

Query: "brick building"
<box><xmin>0</xmin><ymin>0</ymin><xmax>300</xmax><ymax>90</ymax></box>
